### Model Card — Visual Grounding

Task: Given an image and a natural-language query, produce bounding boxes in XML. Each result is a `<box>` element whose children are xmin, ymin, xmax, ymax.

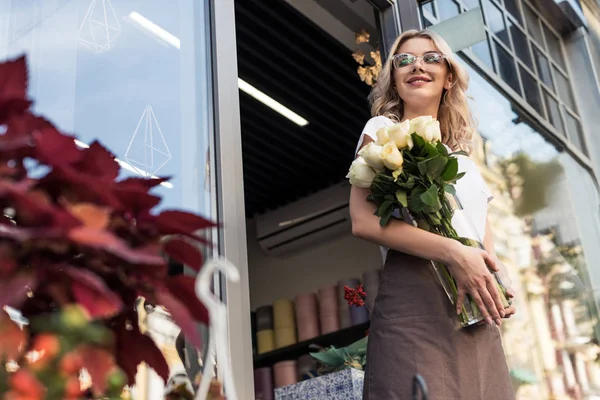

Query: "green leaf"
<box><xmin>418</xmin><ymin>160</ymin><xmax>428</xmax><ymax>176</ymax></box>
<box><xmin>443</xmin><ymin>184</ymin><xmax>456</xmax><ymax>196</ymax></box>
<box><xmin>441</xmin><ymin>158</ymin><xmax>459</xmax><ymax>181</ymax></box>
<box><xmin>446</xmin><ymin>171</ymin><xmax>467</xmax><ymax>183</ymax></box>
<box><xmin>427</xmin><ymin>156</ymin><xmax>448</xmax><ymax>181</ymax></box>
<box><xmin>420</xmin><ymin>184</ymin><xmax>439</xmax><ymax>207</ymax></box>
<box><xmin>424</xmin><ymin>142</ymin><xmax>439</xmax><ymax>158</ymax></box>
<box><xmin>436</xmin><ymin>142</ymin><xmax>449</xmax><ymax>157</ymax></box>
<box><xmin>395</xmin><ymin>190</ymin><xmax>408</xmax><ymax>207</ymax></box>
<box><xmin>384</xmin><ymin>194</ymin><xmax>394</xmax><ymax>202</ymax></box>
<box><xmin>412</xmin><ymin>133</ymin><xmax>426</xmax><ymax>150</ymax></box>
<box><xmin>310</xmin><ymin>348</ymin><xmax>346</xmax><ymax>367</ymax></box>
<box><xmin>450</xmin><ymin>150</ymin><xmax>469</xmax><ymax>157</ymax></box>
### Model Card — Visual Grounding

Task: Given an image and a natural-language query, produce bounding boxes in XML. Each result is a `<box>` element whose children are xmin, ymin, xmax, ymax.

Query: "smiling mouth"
<box><xmin>406</xmin><ymin>77</ymin><xmax>432</xmax><ymax>84</ymax></box>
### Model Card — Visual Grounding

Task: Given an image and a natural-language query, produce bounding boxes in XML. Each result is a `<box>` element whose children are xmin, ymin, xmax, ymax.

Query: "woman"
<box><xmin>350</xmin><ymin>30</ymin><xmax>516</xmax><ymax>399</ymax></box>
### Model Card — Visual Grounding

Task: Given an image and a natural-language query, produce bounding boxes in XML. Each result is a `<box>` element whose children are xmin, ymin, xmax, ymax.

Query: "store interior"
<box><xmin>235</xmin><ymin>0</ymin><xmax>384</xmax><ymax>396</ymax></box>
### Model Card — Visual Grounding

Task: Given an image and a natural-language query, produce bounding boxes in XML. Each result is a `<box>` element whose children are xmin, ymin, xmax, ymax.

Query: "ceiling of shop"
<box><xmin>235</xmin><ymin>0</ymin><xmax>373</xmax><ymax>217</ymax></box>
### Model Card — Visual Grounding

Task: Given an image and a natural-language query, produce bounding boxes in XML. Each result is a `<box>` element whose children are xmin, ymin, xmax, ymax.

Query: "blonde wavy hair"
<box><xmin>369</xmin><ymin>29</ymin><xmax>475</xmax><ymax>153</ymax></box>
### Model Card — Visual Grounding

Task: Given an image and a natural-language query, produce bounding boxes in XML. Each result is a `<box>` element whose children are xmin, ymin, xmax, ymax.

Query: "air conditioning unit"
<box><xmin>256</xmin><ymin>181</ymin><xmax>352</xmax><ymax>256</ymax></box>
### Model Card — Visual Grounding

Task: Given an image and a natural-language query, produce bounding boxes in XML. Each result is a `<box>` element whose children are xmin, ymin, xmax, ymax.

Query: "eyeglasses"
<box><xmin>392</xmin><ymin>52</ymin><xmax>447</xmax><ymax>69</ymax></box>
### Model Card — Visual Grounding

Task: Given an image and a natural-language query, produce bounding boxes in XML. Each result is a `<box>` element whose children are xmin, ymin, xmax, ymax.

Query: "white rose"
<box><xmin>375</xmin><ymin>126</ymin><xmax>390</xmax><ymax>145</ymax></box>
<box><xmin>410</xmin><ymin>116</ymin><xmax>434</xmax><ymax>140</ymax></box>
<box><xmin>388</xmin><ymin>120</ymin><xmax>413</xmax><ymax>150</ymax></box>
<box><xmin>346</xmin><ymin>157</ymin><xmax>376</xmax><ymax>188</ymax></box>
<box><xmin>380</xmin><ymin>142</ymin><xmax>404</xmax><ymax>170</ymax></box>
<box><xmin>424</xmin><ymin>120</ymin><xmax>442</xmax><ymax>142</ymax></box>
<box><xmin>358</xmin><ymin>142</ymin><xmax>385</xmax><ymax>171</ymax></box>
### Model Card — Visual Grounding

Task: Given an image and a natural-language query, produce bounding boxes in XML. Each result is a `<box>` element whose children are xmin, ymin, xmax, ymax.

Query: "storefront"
<box><xmin>2</xmin><ymin>0</ymin><xmax>600</xmax><ymax>398</ymax></box>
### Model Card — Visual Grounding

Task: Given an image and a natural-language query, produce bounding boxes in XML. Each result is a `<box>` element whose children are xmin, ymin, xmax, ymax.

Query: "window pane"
<box><xmin>554</xmin><ymin>67</ymin><xmax>575</xmax><ymax>111</ymax></box>
<box><xmin>495</xmin><ymin>40</ymin><xmax>521</xmax><ymax>93</ymax></box>
<box><xmin>437</xmin><ymin>0</ymin><xmax>460</xmax><ymax>21</ymax></box>
<box><xmin>510</xmin><ymin>21</ymin><xmax>533</xmax><ymax>69</ymax></box>
<box><xmin>472</xmin><ymin>35</ymin><xmax>494</xmax><ymax>70</ymax></box>
<box><xmin>544</xmin><ymin>89</ymin><xmax>564</xmax><ymax>133</ymax></box>
<box><xmin>520</xmin><ymin>65</ymin><xmax>543</xmax><ymax>115</ymax></box>
<box><xmin>565</xmin><ymin>112</ymin><xmax>586</xmax><ymax>153</ymax></box>
<box><xmin>524</xmin><ymin>4</ymin><xmax>543</xmax><ymax>45</ymax></box>
<box><xmin>543</xmin><ymin>24</ymin><xmax>566</xmax><ymax>69</ymax></box>
<box><xmin>463</xmin><ymin>0</ymin><xmax>480</xmax><ymax>10</ymax></box>
<box><xmin>422</xmin><ymin>1</ymin><xmax>436</xmax><ymax>17</ymax></box>
<box><xmin>484</xmin><ymin>0</ymin><xmax>510</xmax><ymax>45</ymax></box>
<box><xmin>533</xmin><ymin>46</ymin><xmax>554</xmax><ymax>90</ymax></box>
<box><xmin>504</xmin><ymin>0</ymin><xmax>523</xmax><ymax>24</ymax></box>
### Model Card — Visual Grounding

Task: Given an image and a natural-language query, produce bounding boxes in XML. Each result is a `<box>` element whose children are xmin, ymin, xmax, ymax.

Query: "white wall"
<box><xmin>246</xmin><ymin>218</ymin><xmax>382</xmax><ymax>309</ymax></box>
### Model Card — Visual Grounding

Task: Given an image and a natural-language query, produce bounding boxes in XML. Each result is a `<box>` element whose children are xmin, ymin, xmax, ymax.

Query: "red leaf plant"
<box><xmin>0</xmin><ymin>55</ymin><xmax>217</xmax><ymax>399</ymax></box>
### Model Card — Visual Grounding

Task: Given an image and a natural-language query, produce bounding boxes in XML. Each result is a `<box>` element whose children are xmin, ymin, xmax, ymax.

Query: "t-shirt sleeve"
<box><xmin>355</xmin><ymin>116</ymin><xmax>392</xmax><ymax>156</ymax></box>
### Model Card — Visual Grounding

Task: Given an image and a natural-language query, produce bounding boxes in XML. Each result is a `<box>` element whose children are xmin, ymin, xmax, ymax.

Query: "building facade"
<box><xmin>2</xmin><ymin>0</ymin><xmax>600</xmax><ymax>399</ymax></box>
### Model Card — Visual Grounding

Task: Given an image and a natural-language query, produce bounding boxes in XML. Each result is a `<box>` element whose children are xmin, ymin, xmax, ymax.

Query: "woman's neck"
<box><xmin>402</xmin><ymin>104</ymin><xmax>440</xmax><ymax>121</ymax></box>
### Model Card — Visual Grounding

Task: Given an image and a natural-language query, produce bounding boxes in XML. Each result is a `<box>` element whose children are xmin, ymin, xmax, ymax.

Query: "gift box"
<box><xmin>274</xmin><ymin>368</ymin><xmax>364</xmax><ymax>400</ymax></box>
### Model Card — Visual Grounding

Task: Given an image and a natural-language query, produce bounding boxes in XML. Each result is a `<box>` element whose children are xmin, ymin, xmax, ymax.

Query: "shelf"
<box><xmin>253</xmin><ymin>322</ymin><xmax>370</xmax><ymax>369</ymax></box>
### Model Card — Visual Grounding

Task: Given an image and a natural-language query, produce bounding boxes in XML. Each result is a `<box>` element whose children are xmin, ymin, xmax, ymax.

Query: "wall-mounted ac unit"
<box><xmin>256</xmin><ymin>181</ymin><xmax>352</xmax><ymax>256</ymax></box>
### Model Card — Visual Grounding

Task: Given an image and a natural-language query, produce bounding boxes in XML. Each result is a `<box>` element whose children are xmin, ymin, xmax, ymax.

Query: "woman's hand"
<box><xmin>444</xmin><ymin>243</ymin><xmax>506</xmax><ymax>326</ymax></box>
<box><xmin>502</xmin><ymin>288</ymin><xmax>516</xmax><ymax>319</ymax></box>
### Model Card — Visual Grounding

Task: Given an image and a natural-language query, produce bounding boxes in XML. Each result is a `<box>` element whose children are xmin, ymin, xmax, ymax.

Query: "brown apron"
<box><xmin>363</xmin><ymin>250</ymin><xmax>515</xmax><ymax>400</ymax></box>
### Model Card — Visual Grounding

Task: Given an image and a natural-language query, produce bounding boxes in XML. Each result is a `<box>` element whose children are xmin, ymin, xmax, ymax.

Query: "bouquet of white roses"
<box><xmin>347</xmin><ymin>116</ymin><xmax>510</xmax><ymax>326</ymax></box>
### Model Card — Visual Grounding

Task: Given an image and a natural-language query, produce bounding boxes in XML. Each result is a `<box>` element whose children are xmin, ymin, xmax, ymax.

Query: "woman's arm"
<box><xmin>349</xmin><ymin>136</ymin><xmax>506</xmax><ymax>325</ymax></box>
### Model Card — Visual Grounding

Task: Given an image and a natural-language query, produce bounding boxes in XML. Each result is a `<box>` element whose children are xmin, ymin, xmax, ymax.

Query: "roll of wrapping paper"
<box><xmin>363</xmin><ymin>269</ymin><xmax>381</xmax><ymax>311</ymax></box>
<box><xmin>273</xmin><ymin>299</ymin><xmax>295</xmax><ymax>330</ymax></box>
<box><xmin>255</xmin><ymin>305</ymin><xmax>274</xmax><ymax>331</ymax></box>
<box><xmin>295</xmin><ymin>293</ymin><xmax>319</xmax><ymax>341</ymax></box>
<box><xmin>318</xmin><ymin>284</ymin><xmax>339</xmax><ymax>334</ymax></box>
<box><xmin>273</xmin><ymin>360</ymin><xmax>297</xmax><ymax>388</ymax></box>
<box><xmin>338</xmin><ymin>278</ymin><xmax>360</xmax><ymax>329</ymax></box>
<box><xmin>350</xmin><ymin>304</ymin><xmax>370</xmax><ymax>325</ymax></box>
<box><xmin>274</xmin><ymin>327</ymin><xmax>296</xmax><ymax>348</ymax></box>
<box><xmin>254</xmin><ymin>367</ymin><xmax>274</xmax><ymax>400</ymax></box>
<box><xmin>257</xmin><ymin>329</ymin><xmax>275</xmax><ymax>354</ymax></box>
<box><xmin>251</xmin><ymin>311</ymin><xmax>257</xmax><ymax>356</ymax></box>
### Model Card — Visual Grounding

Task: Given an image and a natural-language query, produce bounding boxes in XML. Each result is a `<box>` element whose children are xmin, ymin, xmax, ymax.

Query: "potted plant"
<box><xmin>0</xmin><ymin>55</ymin><xmax>221</xmax><ymax>399</ymax></box>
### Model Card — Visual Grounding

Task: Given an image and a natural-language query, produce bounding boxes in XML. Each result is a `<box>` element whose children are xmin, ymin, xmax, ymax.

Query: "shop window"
<box><xmin>504</xmin><ymin>0</ymin><xmax>523</xmax><ymax>25</ymax></box>
<box><xmin>510</xmin><ymin>21</ymin><xmax>533</xmax><ymax>69</ymax></box>
<box><xmin>484</xmin><ymin>0</ymin><xmax>510</xmax><ymax>46</ymax></box>
<box><xmin>495</xmin><ymin>39</ymin><xmax>521</xmax><ymax>94</ymax></box>
<box><xmin>462</xmin><ymin>59</ymin><xmax>600</xmax><ymax>399</ymax></box>
<box><xmin>436</xmin><ymin>0</ymin><xmax>460</xmax><ymax>21</ymax></box>
<box><xmin>533</xmin><ymin>45</ymin><xmax>554</xmax><ymax>90</ymax></box>
<box><xmin>519</xmin><ymin>65</ymin><xmax>543</xmax><ymax>115</ymax></box>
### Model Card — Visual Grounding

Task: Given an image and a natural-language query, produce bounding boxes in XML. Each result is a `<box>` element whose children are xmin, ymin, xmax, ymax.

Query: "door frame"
<box><xmin>211</xmin><ymin>1</ymin><xmax>415</xmax><ymax>398</ymax></box>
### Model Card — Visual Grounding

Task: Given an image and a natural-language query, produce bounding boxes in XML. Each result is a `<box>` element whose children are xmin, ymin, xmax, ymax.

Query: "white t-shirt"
<box><xmin>355</xmin><ymin>116</ymin><xmax>493</xmax><ymax>262</ymax></box>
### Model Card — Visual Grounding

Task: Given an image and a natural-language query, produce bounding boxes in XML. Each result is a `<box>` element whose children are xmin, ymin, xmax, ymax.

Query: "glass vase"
<box><xmin>428</xmin><ymin>193</ymin><xmax>512</xmax><ymax>327</ymax></box>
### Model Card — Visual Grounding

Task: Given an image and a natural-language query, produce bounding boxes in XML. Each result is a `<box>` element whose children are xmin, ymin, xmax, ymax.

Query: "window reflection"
<box><xmin>436</xmin><ymin>0</ymin><xmax>460</xmax><ymax>21</ymax></box>
<box><xmin>494</xmin><ymin>40</ymin><xmax>521</xmax><ymax>94</ymax></box>
<box><xmin>463</xmin><ymin>59</ymin><xmax>600</xmax><ymax>398</ymax></box>
<box><xmin>0</xmin><ymin>0</ymin><xmax>215</xmax><ymax>395</ymax></box>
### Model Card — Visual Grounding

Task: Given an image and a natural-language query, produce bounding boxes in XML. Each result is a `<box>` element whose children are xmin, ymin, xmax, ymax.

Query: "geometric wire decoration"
<box><xmin>78</xmin><ymin>0</ymin><xmax>122</xmax><ymax>54</ymax></box>
<box><xmin>124</xmin><ymin>105</ymin><xmax>172</xmax><ymax>178</ymax></box>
